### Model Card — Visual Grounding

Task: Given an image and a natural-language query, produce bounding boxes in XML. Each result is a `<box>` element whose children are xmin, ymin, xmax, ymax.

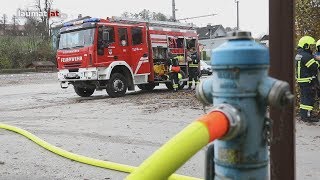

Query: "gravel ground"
<box><xmin>0</xmin><ymin>73</ymin><xmax>58</xmax><ymax>87</ymax></box>
<box><xmin>0</xmin><ymin>72</ymin><xmax>319</xmax><ymax>180</ymax></box>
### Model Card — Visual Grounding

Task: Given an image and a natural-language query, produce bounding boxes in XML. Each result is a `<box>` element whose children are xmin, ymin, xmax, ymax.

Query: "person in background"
<box><xmin>187</xmin><ymin>47</ymin><xmax>200</xmax><ymax>90</ymax></box>
<box><xmin>295</xmin><ymin>36</ymin><xmax>319</xmax><ymax>122</ymax></box>
<box><xmin>167</xmin><ymin>52</ymin><xmax>180</xmax><ymax>92</ymax></box>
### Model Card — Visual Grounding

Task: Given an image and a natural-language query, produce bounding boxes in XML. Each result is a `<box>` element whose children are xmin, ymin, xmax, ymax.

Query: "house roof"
<box><xmin>260</xmin><ymin>35</ymin><xmax>269</xmax><ymax>41</ymax></box>
<box><xmin>26</xmin><ymin>61</ymin><xmax>56</xmax><ymax>67</ymax></box>
<box><xmin>196</xmin><ymin>25</ymin><xmax>224</xmax><ymax>40</ymax></box>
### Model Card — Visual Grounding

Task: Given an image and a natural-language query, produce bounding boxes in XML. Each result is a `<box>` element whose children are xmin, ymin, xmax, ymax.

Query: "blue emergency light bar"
<box><xmin>84</xmin><ymin>18</ymin><xmax>100</xmax><ymax>23</ymax></box>
<box><xmin>63</xmin><ymin>18</ymin><xmax>100</xmax><ymax>27</ymax></box>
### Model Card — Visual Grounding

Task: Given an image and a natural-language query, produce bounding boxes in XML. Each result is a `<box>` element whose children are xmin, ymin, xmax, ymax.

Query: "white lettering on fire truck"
<box><xmin>61</xmin><ymin>56</ymin><xmax>83</xmax><ymax>63</ymax></box>
<box><xmin>132</xmin><ymin>47</ymin><xmax>143</xmax><ymax>51</ymax></box>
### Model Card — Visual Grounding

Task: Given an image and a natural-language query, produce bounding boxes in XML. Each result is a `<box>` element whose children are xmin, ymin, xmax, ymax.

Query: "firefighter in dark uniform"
<box><xmin>167</xmin><ymin>52</ymin><xmax>180</xmax><ymax>92</ymax></box>
<box><xmin>187</xmin><ymin>48</ymin><xmax>200</xmax><ymax>90</ymax></box>
<box><xmin>296</xmin><ymin>36</ymin><xmax>319</xmax><ymax>122</ymax></box>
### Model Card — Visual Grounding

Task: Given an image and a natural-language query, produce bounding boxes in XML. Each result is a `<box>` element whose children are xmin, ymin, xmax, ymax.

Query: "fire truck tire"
<box><xmin>137</xmin><ymin>83</ymin><xmax>156</xmax><ymax>91</ymax></box>
<box><xmin>165</xmin><ymin>82</ymin><xmax>174</xmax><ymax>90</ymax></box>
<box><xmin>106</xmin><ymin>73</ymin><xmax>128</xmax><ymax>98</ymax></box>
<box><xmin>74</xmin><ymin>86</ymin><xmax>95</xmax><ymax>97</ymax></box>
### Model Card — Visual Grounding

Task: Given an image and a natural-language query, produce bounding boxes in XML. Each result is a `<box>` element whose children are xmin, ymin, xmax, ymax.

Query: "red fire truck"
<box><xmin>56</xmin><ymin>17</ymin><xmax>199</xmax><ymax>97</ymax></box>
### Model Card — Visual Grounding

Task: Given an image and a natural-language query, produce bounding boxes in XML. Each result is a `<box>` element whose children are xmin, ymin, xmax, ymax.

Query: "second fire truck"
<box><xmin>56</xmin><ymin>16</ymin><xmax>199</xmax><ymax>97</ymax></box>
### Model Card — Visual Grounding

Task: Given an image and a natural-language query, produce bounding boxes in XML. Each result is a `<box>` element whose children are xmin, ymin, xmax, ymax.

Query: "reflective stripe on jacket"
<box><xmin>295</xmin><ymin>48</ymin><xmax>319</xmax><ymax>84</ymax></box>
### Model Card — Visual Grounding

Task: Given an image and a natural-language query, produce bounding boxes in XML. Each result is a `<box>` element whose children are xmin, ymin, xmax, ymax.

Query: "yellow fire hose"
<box><xmin>126</xmin><ymin>111</ymin><xmax>229</xmax><ymax>180</ymax></box>
<box><xmin>0</xmin><ymin>112</ymin><xmax>229</xmax><ymax>180</ymax></box>
<box><xmin>0</xmin><ymin>123</ymin><xmax>201</xmax><ymax>180</ymax></box>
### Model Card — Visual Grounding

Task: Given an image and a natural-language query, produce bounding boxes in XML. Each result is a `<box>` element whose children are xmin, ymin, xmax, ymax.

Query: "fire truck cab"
<box><xmin>56</xmin><ymin>17</ymin><xmax>199</xmax><ymax>97</ymax></box>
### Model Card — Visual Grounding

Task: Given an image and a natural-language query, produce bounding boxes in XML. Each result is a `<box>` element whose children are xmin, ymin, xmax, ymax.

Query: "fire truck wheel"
<box><xmin>74</xmin><ymin>86</ymin><xmax>95</xmax><ymax>97</ymax></box>
<box><xmin>106</xmin><ymin>73</ymin><xmax>128</xmax><ymax>98</ymax></box>
<box><xmin>137</xmin><ymin>83</ymin><xmax>156</xmax><ymax>91</ymax></box>
<box><xmin>165</xmin><ymin>82</ymin><xmax>174</xmax><ymax>90</ymax></box>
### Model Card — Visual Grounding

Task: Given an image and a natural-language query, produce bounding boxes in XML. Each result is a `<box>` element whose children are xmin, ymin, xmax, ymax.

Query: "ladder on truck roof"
<box><xmin>110</xmin><ymin>16</ymin><xmax>196</xmax><ymax>30</ymax></box>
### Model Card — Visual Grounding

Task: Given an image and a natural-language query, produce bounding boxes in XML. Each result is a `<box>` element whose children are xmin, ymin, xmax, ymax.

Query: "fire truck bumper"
<box><xmin>58</xmin><ymin>68</ymin><xmax>99</xmax><ymax>81</ymax></box>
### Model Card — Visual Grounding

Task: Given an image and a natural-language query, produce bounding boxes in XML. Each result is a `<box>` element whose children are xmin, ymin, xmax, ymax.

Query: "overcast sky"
<box><xmin>2</xmin><ymin>0</ymin><xmax>269</xmax><ymax>38</ymax></box>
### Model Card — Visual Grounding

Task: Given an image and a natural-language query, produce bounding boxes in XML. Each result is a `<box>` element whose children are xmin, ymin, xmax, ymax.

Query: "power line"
<box><xmin>176</xmin><ymin>14</ymin><xmax>217</xmax><ymax>21</ymax></box>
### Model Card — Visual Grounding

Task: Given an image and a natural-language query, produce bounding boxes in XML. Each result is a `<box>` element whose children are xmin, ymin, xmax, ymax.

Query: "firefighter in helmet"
<box><xmin>167</xmin><ymin>52</ymin><xmax>180</xmax><ymax>92</ymax></box>
<box><xmin>295</xmin><ymin>36</ymin><xmax>320</xmax><ymax>122</ymax></box>
<box><xmin>187</xmin><ymin>47</ymin><xmax>200</xmax><ymax>90</ymax></box>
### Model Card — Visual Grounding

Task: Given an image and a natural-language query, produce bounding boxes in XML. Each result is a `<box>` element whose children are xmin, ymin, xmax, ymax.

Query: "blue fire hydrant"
<box><xmin>196</xmin><ymin>31</ymin><xmax>294</xmax><ymax>180</ymax></box>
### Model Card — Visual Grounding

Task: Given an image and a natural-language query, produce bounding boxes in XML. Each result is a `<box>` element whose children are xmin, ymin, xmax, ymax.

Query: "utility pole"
<box><xmin>235</xmin><ymin>0</ymin><xmax>239</xmax><ymax>30</ymax></box>
<box><xmin>172</xmin><ymin>0</ymin><xmax>176</xmax><ymax>22</ymax></box>
<box><xmin>269</xmin><ymin>0</ymin><xmax>295</xmax><ymax>179</ymax></box>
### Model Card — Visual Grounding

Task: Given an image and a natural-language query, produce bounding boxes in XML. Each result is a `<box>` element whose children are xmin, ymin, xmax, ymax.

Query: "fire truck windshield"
<box><xmin>59</xmin><ymin>28</ymin><xmax>95</xmax><ymax>50</ymax></box>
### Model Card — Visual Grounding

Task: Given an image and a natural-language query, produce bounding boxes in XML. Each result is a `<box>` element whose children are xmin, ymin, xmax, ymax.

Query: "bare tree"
<box><xmin>121</xmin><ymin>10</ymin><xmax>169</xmax><ymax>21</ymax></box>
<box><xmin>121</xmin><ymin>12</ymin><xmax>130</xmax><ymax>18</ymax></box>
<box><xmin>11</xmin><ymin>15</ymin><xmax>19</xmax><ymax>36</ymax></box>
<box><xmin>139</xmin><ymin>9</ymin><xmax>151</xmax><ymax>20</ymax></box>
<box><xmin>0</xmin><ymin>14</ymin><xmax>8</xmax><ymax>35</ymax></box>
<box><xmin>152</xmin><ymin>12</ymin><xmax>168</xmax><ymax>21</ymax></box>
<box><xmin>34</xmin><ymin>0</ymin><xmax>53</xmax><ymax>40</ymax></box>
<box><xmin>24</xmin><ymin>16</ymin><xmax>42</xmax><ymax>52</ymax></box>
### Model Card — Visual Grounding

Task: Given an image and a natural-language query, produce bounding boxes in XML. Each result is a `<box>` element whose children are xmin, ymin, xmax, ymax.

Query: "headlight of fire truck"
<box><xmin>58</xmin><ymin>71</ymin><xmax>68</xmax><ymax>80</ymax></box>
<box><xmin>84</xmin><ymin>71</ymin><xmax>97</xmax><ymax>79</ymax></box>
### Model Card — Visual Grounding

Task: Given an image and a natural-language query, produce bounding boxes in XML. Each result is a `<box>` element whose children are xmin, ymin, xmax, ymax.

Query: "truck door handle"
<box><xmin>143</xmin><ymin>53</ymin><xmax>148</xmax><ymax>57</ymax></box>
<box><xmin>114</xmin><ymin>56</ymin><xmax>118</xmax><ymax>60</ymax></box>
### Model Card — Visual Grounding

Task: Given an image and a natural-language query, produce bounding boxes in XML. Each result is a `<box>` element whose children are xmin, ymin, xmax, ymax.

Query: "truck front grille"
<box><xmin>64</xmin><ymin>62</ymin><xmax>81</xmax><ymax>69</ymax></box>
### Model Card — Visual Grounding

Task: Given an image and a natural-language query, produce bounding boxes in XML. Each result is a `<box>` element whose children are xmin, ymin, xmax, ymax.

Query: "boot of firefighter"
<box><xmin>188</xmin><ymin>81</ymin><xmax>192</xmax><ymax>90</ymax></box>
<box><xmin>302</xmin><ymin>116</ymin><xmax>319</xmax><ymax>122</ymax></box>
<box><xmin>173</xmin><ymin>83</ymin><xmax>179</xmax><ymax>92</ymax></box>
<box><xmin>194</xmin><ymin>81</ymin><xmax>200</xmax><ymax>90</ymax></box>
<box><xmin>302</xmin><ymin>110</ymin><xmax>319</xmax><ymax>122</ymax></box>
